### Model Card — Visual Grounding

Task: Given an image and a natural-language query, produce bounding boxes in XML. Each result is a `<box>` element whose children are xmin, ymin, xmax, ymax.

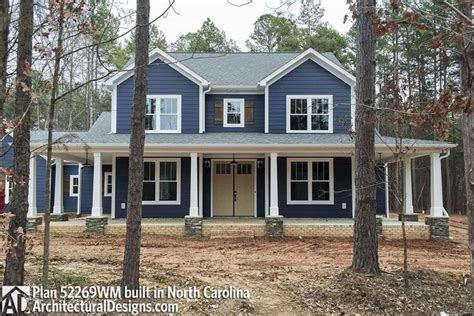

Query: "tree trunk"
<box><xmin>122</xmin><ymin>0</ymin><xmax>150</xmax><ymax>289</ymax></box>
<box><xmin>3</xmin><ymin>0</ymin><xmax>33</xmax><ymax>286</ymax></box>
<box><xmin>352</xmin><ymin>0</ymin><xmax>380</xmax><ymax>274</ymax></box>
<box><xmin>0</xmin><ymin>0</ymin><xmax>9</xmax><ymax>137</ymax></box>
<box><xmin>42</xmin><ymin>0</ymin><xmax>65</xmax><ymax>287</ymax></box>
<box><xmin>457</xmin><ymin>0</ymin><xmax>474</xmax><ymax>302</ymax></box>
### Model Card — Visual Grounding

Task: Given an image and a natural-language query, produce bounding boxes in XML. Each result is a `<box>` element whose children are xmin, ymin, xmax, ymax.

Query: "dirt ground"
<box><xmin>0</xmin><ymin>215</ymin><xmax>472</xmax><ymax>314</ymax></box>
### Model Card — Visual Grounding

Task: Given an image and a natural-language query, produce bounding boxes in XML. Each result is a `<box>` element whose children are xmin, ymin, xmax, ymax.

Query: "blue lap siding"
<box><xmin>116</xmin><ymin>58</ymin><xmax>200</xmax><ymax>134</ymax></box>
<box><xmin>114</xmin><ymin>157</ymin><xmax>190</xmax><ymax>218</ymax></box>
<box><xmin>205</xmin><ymin>94</ymin><xmax>265</xmax><ymax>132</ymax></box>
<box><xmin>277</xmin><ymin>157</ymin><xmax>353</xmax><ymax>218</ymax></box>
<box><xmin>268</xmin><ymin>59</ymin><xmax>352</xmax><ymax>134</ymax></box>
<box><xmin>63</xmin><ymin>165</ymin><xmax>78</xmax><ymax>212</ymax></box>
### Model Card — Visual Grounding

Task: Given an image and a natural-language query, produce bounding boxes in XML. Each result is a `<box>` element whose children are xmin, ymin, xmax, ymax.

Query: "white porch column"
<box><xmin>91</xmin><ymin>152</ymin><xmax>103</xmax><ymax>216</ymax></box>
<box><xmin>27</xmin><ymin>156</ymin><xmax>37</xmax><ymax>217</ymax></box>
<box><xmin>189</xmin><ymin>152</ymin><xmax>199</xmax><ymax>217</ymax></box>
<box><xmin>269</xmin><ymin>152</ymin><xmax>279</xmax><ymax>216</ymax></box>
<box><xmin>403</xmin><ymin>158</ymin><xmax>414</xmax><ymax>214</ymax></box>
<box><xmin>53</xmin><ymin>157</ymin><xmax>64</xmax><ymax>214</ymax></box>
<box><xmin>430</xmin><ymin>153</ymin><xmax>446</xmax><ymax>217</ymax></box>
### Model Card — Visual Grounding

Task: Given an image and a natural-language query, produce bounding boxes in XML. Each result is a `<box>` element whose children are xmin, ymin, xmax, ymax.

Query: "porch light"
<box><xmin>83</xmin><ymin>152</ymin><xmax>91</xmax><ymax>167</ymax></box>
<box><xmin>257</xmin><ymin>161</ymin><xmax>264</xmax><ymax>169</ymax></box>
<box><xmin>204</xmin><ymin>160</ymin><xmax>211</xmax><ymax>169</ymax></box>
<box><xmin>376</xmin><ymin>153</ymin><xmax>384</xmax><ymax>167</ymax></box>
<box><xmin>230</xmin><ymin>153</ymin><xmax>238</xmax><ymax>166</ymax></box>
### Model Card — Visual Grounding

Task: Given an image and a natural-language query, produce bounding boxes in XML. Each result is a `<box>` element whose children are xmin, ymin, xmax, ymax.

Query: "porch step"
<box><xmin>209</xmin><ymin>229</ymin><xmax>255</xmax><ymax>239</ymax></box>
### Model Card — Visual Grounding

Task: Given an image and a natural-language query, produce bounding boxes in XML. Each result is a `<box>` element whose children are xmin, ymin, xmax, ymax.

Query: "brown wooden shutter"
<box><xmin>214</xmin><ymin>100</ymin><xmax>223</xmax><ymax>125</ymax></box>
<box><xmin>244</xmin><ymin>101</ymin><xmax>254</xmax><ymax>125</ymax></box>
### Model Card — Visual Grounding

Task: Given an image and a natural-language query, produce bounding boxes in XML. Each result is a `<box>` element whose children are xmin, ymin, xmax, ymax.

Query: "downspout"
<box><xmin>440</xmin><ymin>150</ymin><xmax>450</xmax><ymax>217</ymax></box>
<box><xmin>202</xmin><ymin>85</ymin><xmax>211</xmax><ymax>133</ymax></box>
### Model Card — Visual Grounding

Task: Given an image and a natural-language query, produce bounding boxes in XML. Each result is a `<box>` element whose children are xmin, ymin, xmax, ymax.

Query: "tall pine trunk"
<box><xmin>457</xmin><ymin>0</ymin><xmax>474</xmax><ymax>302</ymax></box>
<box><xmin>0</xmin><ymin>0</ymin><xmax>9</xmax><ymax>137</ymax></box>
<box><xmin>352</xmin><ymin>0</ymin><xmax>380</xmax><ymax>274</ymax></box>
<box><xmin>3</xmin><ymin>0</ymin><xmax>33</xmax><ymax>285</ymax></box>
<box><xmin>122</xmin><ymin>0</ymin><xmax>150</xmax><ymax>289</ymax></box>
<box><xmin>42</xmin><ymin>0</ymin><xmax>65</xmax><ymax>287</ymax></box>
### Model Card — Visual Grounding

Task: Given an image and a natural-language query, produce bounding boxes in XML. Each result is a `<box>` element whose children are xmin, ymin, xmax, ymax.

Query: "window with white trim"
<box><xmin>145</xmin><ymin>95</ymin><xmax>181</xmax><ymax>133</ymax></box>
<box><xmin>223</xmin><ymin>98</ymin><xmax>244</xmax><ymax>127</ymax></box>
<box><xmin>104</xmin><ymin>172</ymin><xmax>113</xmax><ymax>197</ymax></box>
<box><xmin>287</xmin><ymin>95</ymin><xmax>333</xmax><ymax>133</ymax></box>
<box><xmin>69</xmin><ymin>175</ymin><xmax>79</xmax><ymax>197</ymax></box>
<box><xmin>287</xmin><ymin>158</ymin><xmax>334</xmax><ymax>204</ymax></box>
<box><xmin>142</xmin><ymin>159</ymin><xmax>180</xmax><ymax>204</ymax></box>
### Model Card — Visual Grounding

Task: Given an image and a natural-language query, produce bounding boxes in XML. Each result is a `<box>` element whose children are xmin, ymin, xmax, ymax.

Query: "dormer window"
<box><xmin>223</xmin><ymin>98</ymin><xmax>245</xmax><ymax>127</ymax></box>
<box><xmin>145</xmin><ymin>95</ymin><xmax>182</xmax><ymax>133</ymax></box>
<box><xmin>286</xmin><ymin>95</ymin><xmax>333</xmax><ymax>133</ymax></box>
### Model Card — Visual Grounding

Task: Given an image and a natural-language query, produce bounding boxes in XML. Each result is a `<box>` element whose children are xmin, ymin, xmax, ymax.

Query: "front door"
<box><xmin>212</xmin><ymin>160</ymin><xmax>255</xmax><ymax>217</ymax></box>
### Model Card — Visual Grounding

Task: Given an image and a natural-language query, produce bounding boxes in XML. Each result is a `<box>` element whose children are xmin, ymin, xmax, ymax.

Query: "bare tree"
<box><xmin>3</xmin><ymin>0</ymin><xmax>33</xmax><ymax>285</ymax></box>
<box><xmin>42</xmin><ymin>0</ymin><xmax>65</xmax><ymax>287</ymax></box>
<box><xmin>122</xmin><ymin>0</ymin><xmax>150</xmax><ymax>289</ymax></box>
<box><xmin>352</xmin><ymin>0</ymin><xmax>380</xmax><ymax>274</ymax></box>
<box><xmin>456</xmin><ymin>0</ymin><xmax>474</xmax><ymax>302</ymax></box>
<box><xmin>0</xmin><ymin>0</ymin><xmax>9</xmax><ymax>136</ymax></box>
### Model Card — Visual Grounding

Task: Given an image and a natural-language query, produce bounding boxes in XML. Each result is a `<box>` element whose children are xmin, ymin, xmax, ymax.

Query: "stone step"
<box><xmin>209</xmin><ymin>229</ymin><xmax>255</xmax><ymax>239</ymax></box>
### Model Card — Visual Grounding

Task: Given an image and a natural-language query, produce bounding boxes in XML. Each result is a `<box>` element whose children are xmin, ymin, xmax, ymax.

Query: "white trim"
<box><xmin>111</xmin><ymin>155</ymin><xmax>116</xmax><ymax>218</ymax></box>
<box><xmin>103</xmin><ymin>172</ymin><xmax>113</xmax><ymax>197</ymax></box>
<box><xmin>53</xmin><ymin>158</ymin><xmax>64</xmax><ymax>214</ymax></box>
<box><xmin>189</xmin><ymin>153</ymin><xmax>199</xmax><ymax>216</ymax></box>
<box><xmin>223</xmin><ymin>98</ymin><xmax>245</xmax><ymax>128</ymax></box>
<box><xmin>258</xmin><ymin>48</ymin><xmax>356</xmax><ymax>87</ymax></box>
<box><xmin>5</xmin><ymin>175</ymin><xmax>11</xmax><ymax>204</ymax></box>
<box><xmin>77</xmin><ymin>164</ymin><xmax>82</xmax><ymax>214</ymax></box>
<box><xmin>145</xmin><ymin>94</ymin><xmax>182</xmax><ymax>133</ymax></box>
<box><xmin>403</xmin><ymin>158</ymin><xmax>414</xmax><ymax>214</ymax></box>
<box><xmin>69</xmin><ymin>174</ymin><xmax>79</xmax><ymax>197</ymax></box>
<box><xmin>430</xmin><ymin>153</ymin><xmax>446</xmax><ymax>217</ymax></box>
<box><xmin>91</xmin><ymin>152</ymin><xmax>103</xmax><ymax>216</ymax></box>
<box><xmin>286</xmin><ymin>95</ymin><xmax>334</xmax><ymax>133</ymax></box>
<box><xmin>28</xmin><ymin>156</ymin><xmax>37</xmax><ymax>217</ymax></box>
<box><xmin>286</xmin><ymin>158</ymin><xmax>334</xmax><ymax>205</ymax></box>
<box><xmin>269</xmin><ymin>153</ymin><xmax>279</xmax><ymax>216</ymax></box>
<box><xmin>111</xmin><ymin>86</ymin><xmax>117</xmax><ymax>133</ymax></box>
<box><xmin>142</xmin><ymin>158</ymin><xmax>181</xmax><ymax>205</ymax></box>
<box><xmin>264</xmin><ymin>86</ymin><xmax>269</xmax><ymax>133</ymax></box>
<box><xmin>104</xmin><ymin>48</ymin><xmax>210</xmax><ymax>88</ymax></box>
<box><xmin>210</xmin><ymin>159</ymin><xmax>258</xmax><ymax>217</ymax></box>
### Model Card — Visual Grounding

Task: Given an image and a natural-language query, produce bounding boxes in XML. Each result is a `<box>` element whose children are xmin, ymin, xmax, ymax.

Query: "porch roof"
<box><xmin>30</xmin><ymin>112</ymin><xmax>455</xmax><ymax>152</ymax></box>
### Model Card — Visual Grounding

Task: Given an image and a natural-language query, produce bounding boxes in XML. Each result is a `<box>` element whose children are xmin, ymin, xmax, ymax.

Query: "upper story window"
<box><xmin>286</xmin><ymin>95</ymin><xmax>333</xmax><ymax>133</ymax></box>
<box><xmin>145</xmin><ymin>95</ymin><xmax>182</xmax><ymax>133</ymax></box>
<box><xmin>287</xmin><ymin>158</ymin><xmax>334</xmax><ymax>205</ymax></box>
<box><xmin>142</xmin><ymin>158</ymin><xmax>180</xmax><ymax>205</ymax></box>
<box><xmin>223</xmin><ymin>98</ymin><xmax>245</xmax><ymax>127</ymax></box>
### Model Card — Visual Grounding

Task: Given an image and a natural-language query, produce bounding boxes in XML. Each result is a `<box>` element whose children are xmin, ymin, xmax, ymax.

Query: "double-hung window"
<box><xmin>287</xmin><ymin>95</ymin><xmax>333</xmax><ymax>133</ymax></box>
<box><xmin>145</xmin><ymin>95</ymin><xmax>181</xmax><ymax>133</ymax></box>
<box><xmin>223</xmin><ymin>98</ymin><xmax>244</xmax><ymax>127</ymax></box>
<box><xmin>103</xmin><ymin>172</ymin><xmax>113</xmax><ymax>197</ymax></box>
<box><xmin>287</xmin><ymin>158</ymin><xmax>334</xmax><ymax>204</ymax></box>
<box><xmin>69</xmin><ymin>175</ymin><xmax>79</xmax><ymax>197</ymax></box>
<box><xmin>142</xmin><ymin>159</ymin><xmax>180</xmax><ymax>204</ymax></box>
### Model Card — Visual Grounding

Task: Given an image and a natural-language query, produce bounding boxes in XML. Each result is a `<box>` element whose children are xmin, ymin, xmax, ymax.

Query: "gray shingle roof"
<box><xmin>30</xmin><ymin>112</ymin><xmax>455</xmax><ymax>150</ymax></box>
<box><xmin>166</xmin><ymin>52</ymin><xmax>342</xmax><ymax>87</ymax></box>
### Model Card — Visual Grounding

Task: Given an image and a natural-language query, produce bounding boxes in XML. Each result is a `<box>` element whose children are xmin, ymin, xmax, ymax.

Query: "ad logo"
<box><xmin>2</xmin><ymin>286</ymin><xmax>30</xmax><ymax>314</ymax></box>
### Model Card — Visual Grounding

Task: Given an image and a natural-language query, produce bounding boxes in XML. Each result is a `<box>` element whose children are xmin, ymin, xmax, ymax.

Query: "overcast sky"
<box><xmin>121</xmin><ymin>0</ymin><xmax>352</xmax><ymax>50</ymax></box>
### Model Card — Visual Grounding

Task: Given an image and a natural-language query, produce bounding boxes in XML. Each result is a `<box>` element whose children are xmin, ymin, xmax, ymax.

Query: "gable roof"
<box><xmin>104</xmin><ymin>49</ymin><xmax>348</xmax><ymax>89</ymax></box>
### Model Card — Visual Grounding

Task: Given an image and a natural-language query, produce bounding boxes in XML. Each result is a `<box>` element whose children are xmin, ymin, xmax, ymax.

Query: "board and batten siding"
<box><xmin>114</xmin><ymin>157</ymin><xmax>190</xmax><ymax>218</ymax></box>
<box><xmin>80</xmin><ymin>166</ymin><xmax>93</xmax><ymax>214</ymax></box>
<box><xmin>268</xmin><ymin>59</ymin><xmax>351</xmax><ymax>134</ymax></box>
<box><xmin>205</xmin><ymin>94</ymin><xmax>265</xmax><ymax>132</ymax></box>
<box><xmin>116</xmin><ymin>58</ymin><xmax>200</xmax><ymax>134</ymax></box>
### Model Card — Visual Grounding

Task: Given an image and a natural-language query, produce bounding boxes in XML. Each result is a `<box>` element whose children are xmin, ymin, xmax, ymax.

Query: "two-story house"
<box><xmin>25</xmin><ymin>48</ymin><xmax>454</xmax><ymax>234</ymax></box>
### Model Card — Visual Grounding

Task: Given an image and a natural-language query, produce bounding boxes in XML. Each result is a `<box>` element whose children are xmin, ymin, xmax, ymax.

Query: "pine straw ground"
<box><xmin>0</xmin><ymin>215</ymin><xmax>471</xmax><ymax>314</ymax></box>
